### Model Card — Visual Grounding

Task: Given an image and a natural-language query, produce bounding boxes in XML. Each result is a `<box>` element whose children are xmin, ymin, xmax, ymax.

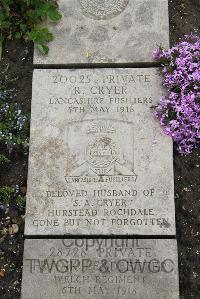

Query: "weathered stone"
<box><xmin>25</xmin><ymin>68</ymin><xmax>175</xmax><ymax>236</ymax></box>
<box><xmin>21</xmin><ymin>238</ymin><xmax>179</xmax><ymax>299</ymax></box>
<box><xmin>34</xmin><ymin>0</ymin><xmax>169</xmax><ymax>64</ymax></box>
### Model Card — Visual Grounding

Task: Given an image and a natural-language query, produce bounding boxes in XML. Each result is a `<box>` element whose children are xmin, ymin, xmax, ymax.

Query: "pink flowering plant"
<box><xmin>153</xmin><ymin>35</ymin><xmax>200</xmax><ymax>155</ymax></box>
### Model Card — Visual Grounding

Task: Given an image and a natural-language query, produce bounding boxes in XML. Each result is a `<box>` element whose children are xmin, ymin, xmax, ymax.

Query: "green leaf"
<box><xmin>47</xmin><ymin>7</ymin><xmax>62</xmax><ymax>22</ymax></box>
<box><xmin>20</xmin><ymin>23</ymin><xmax>27</xmax><ymax>33</ymax></box>
<box><xmin>27</xmin><ymin>27</ymin><xmax>53</xmax><ymax>43</ymax></box>
<box><xmin>0</xmin><ymin>12</ymin><xmax>11</xmax><ymax>29</ymax></box>
<box><xmin>15</xmin><ymin>31</ymin><xmax>22</xmax><ymax>39</ymax></box>
<box><xmin>36</xmin><ymin>43</ymin><xmax>49</xmax><ymax>55</ymax></box>
<box><xmin>0</xmin><ymin>154</ymin><xmax>10</xmax><ymax>165</ymax></box>
<box><xmin>0</xmin><ymin>0</ymin><xmax>62</xmax><ymax>56</ymax></box>
<box><xmin>0</xmin><ymin>37</ymin><xmax>3</xmax><ymax>61</ymax></box>
<box><xmin>16</xmin><ymin>195</ymin><xmax>26</xmax><ymax>207</ymax></box>
<box><xmin>26</xmin><ymin>2</ymin><xmax>56</xmax><ymax>22</ymax></box>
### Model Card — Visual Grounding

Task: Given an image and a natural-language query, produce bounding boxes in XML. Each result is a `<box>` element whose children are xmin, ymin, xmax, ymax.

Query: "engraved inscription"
<box><xmin>79</xmin><ymin>0</ymin><xmax>129</xmax><ymax>20</ymax></box>
<box><xmin>21</xmin><ymin>239</ymin><xmax>179</xmax><ymax>299</ymax></box>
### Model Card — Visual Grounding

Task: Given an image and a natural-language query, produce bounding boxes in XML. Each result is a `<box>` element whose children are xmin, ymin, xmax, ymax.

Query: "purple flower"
<box><xmin>152</xmin><ymin>47</ymin><xmax>164</xmax><ymax>61</ymax></box>
<box><xmin>152</xmin><ymin>34</ymin><xmax>200</xmax><ymax>155</ymax></box>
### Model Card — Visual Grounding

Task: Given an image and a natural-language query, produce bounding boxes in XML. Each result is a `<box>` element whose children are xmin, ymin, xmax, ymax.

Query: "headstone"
<box><xmin>34</xmin><ymin>0</ymin><xmax>169</xmax><ymax>64</ymax></box>
<box><xmin>25</xmin><ymin>68</ymin><xmax>175</xmax><ymax>236</ymax></box>
<box><xmin>22</xmin><ymin>0</ymin><xmax>180</xmax><ymax>297</ymax></box>
<box><xmin>21</xmin><ymin>238</ymin><xmax>179</xmax><ymax>299</ymax></box>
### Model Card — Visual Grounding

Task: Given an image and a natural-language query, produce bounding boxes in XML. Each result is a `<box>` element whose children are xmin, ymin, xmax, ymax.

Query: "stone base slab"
<box><xmin>21</xmin><ymin>238</ymin><xmax>179</xmax><ymax>299</ymax></box>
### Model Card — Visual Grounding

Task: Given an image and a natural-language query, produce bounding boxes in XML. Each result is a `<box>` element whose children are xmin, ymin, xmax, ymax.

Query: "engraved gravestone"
<box><xmin>21</xmin><ymin>239</ymin><xmax>179</xmax><ymax>299</ymax></box>
<box><xmin>34</xmin><ymin>0</ymin><xmax>169</xmax><ymax>64</ymax></box>
<box><xmin>25</xmin><ymin>68</ymin><xmax>175</xmax><ymax>236</ymax></box>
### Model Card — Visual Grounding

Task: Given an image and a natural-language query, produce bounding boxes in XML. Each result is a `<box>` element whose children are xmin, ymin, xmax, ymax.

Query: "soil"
<box><xmin>0</xmin><ymin>0</ymin><xmax>199</xmax><ymax>298</ymax></box>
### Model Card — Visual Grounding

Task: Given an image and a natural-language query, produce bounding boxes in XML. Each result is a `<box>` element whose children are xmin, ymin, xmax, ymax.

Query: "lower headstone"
<box><xmin>21</xmin><ymin>238</ymin><xmax>179</xmax><ymax>299</ymax></box>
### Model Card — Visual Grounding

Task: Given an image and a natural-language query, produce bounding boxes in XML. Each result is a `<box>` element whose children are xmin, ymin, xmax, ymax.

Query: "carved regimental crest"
<box><xmin>79</xmin><ymin>0</ymin><xmax>129</xmax><ymax>20</ymax></box>
<box><xmin>66</xmin><ymin>120</ymin><xmax>137</xmax><ymax>179</ymax></box>
<box><xmin>86</xmin><ymin>123</ymin><xmax>118</xmax><ymax>175</ymax></box>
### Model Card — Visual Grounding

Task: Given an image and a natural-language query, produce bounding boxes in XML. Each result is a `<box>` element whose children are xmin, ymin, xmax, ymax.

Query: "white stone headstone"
<box><xmin>25</xmin><ymin>68</ymin><xmax>175</xmax><ymax>236</ymax></box>
<box><xmin>21</xmin><ymin>238</ymin><xmax>179</xmax><ymax>299</ymax></box>
<box><xmin>34</xmin><ymin>0</ymin><xmax>169</xmax><ymax>64</ymax></box>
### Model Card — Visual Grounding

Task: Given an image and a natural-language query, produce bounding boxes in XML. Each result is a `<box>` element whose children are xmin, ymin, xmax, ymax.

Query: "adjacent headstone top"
<box><xmin>25</xmin><ymin>68</ymin><xmax>175</xmax><ymax>236</ymax></box>
<box><xmin>21</xmin><ymin>238</ymin><xmax>179</xmax><ymax>299</ymax></box>
<box><xmin>34</xmin><ymin>0</ymin><xmax>169</xmax><ymax>64</ymax></box>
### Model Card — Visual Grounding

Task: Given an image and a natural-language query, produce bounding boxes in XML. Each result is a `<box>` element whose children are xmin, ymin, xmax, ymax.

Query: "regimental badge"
<box><xmin>65</xmin><ymin>120</ymin><xmax>137</xmax><ymax>181</ymax></box>
<box><xmin>79</xmin><ymin>0</ymin><xmax>129</xmax><ymax>20</ymax></box>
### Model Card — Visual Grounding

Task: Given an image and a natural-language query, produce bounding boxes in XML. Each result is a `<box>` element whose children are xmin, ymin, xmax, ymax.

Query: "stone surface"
<box><xmin>25</xmin><ymin>68</ymin><xmax>175</xmax><ymax>236</ymax></box>
<box><xmin>34</xmin><ymin>0</ymin><xmax>169</xmax><ymax>64</ymax></box>
<box><xmin>21</xmin><ymin>238</ymin><xmax>179</xmax><ymax>299</ymax></box>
